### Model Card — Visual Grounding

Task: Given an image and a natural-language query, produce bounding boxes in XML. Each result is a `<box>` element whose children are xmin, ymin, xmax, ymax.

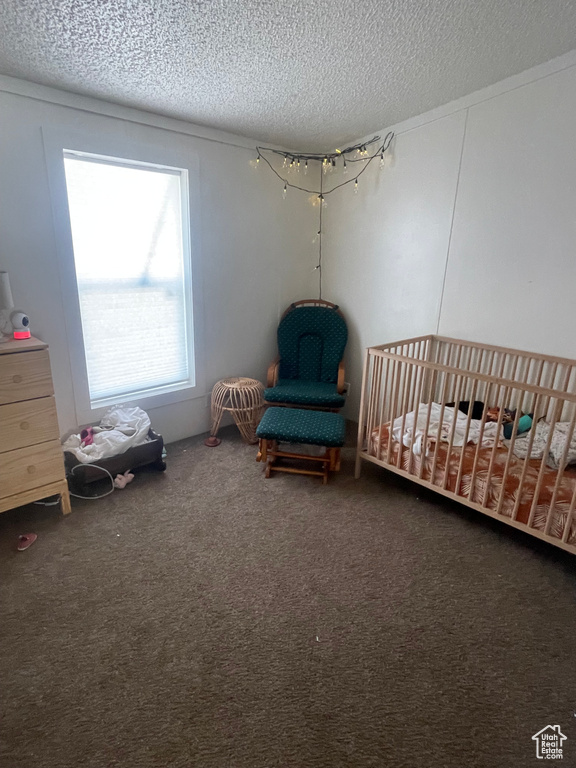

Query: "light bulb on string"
<box><xmin>343</xmin><ymin>158</ymin><xmax>348</xmax><ymax>175</ymax></box>
<box><xmin>249</xmin><ymin>153</ymin><xmax>261</xmax><ymax>169</ymax></box>
<box><xmin>283</xmin><ymin>183</ymin><xmax>287</xmax><ymax>200</ymax></box>
<box><xmin>282</xmin><ymin>156</ymin><xmax>288</xmax><ymax>168</ymax></box>
<box><xmin>312</xmin><ymin>230</ymin><xmax>320</xmax><ymax>244</ymax></box>
<box><xmin>354</xmin><ymin>179</ymin><xmax>359</xmax><ymax>194</ymax></box>
<box><xmin>380</xmin><ymin>152</ymin><xmax>385</xmax><ymax>169</ymax></box>
<box><xmin>304</xmin><ymin>160</ymin><xmax>308</xmax><ymax>175</ymax></box>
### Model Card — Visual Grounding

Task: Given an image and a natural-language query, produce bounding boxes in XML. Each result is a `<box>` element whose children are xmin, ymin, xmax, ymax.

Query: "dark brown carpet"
<box><xmin>1</xmin><ymin>424</ymin><xmax>575</xmax><ymax>768</ymax></box>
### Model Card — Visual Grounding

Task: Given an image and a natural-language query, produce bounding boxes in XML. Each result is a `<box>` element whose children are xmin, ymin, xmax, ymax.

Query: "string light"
<box><xmin>252</xmin><ymin>132</ymin><xmax>395</xmax><ymax>300</ymax></box>
<box><xmin>254</xmin><ymin>132</ymin><xmax>393</xmax><ymax>200</ymax></box>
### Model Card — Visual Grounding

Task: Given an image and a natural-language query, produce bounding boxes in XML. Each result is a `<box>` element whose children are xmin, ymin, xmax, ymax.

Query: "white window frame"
<box><xmin>42</xmin><ymin>127</ymin><xmax>205</xmax><ymax>425</ymax></box>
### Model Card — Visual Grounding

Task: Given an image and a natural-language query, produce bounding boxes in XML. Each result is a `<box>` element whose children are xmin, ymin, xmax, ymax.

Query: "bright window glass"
<box><xmin>63</xmin><ymin>152</ymin><xmax>194</xmax><ymax>406</ymax></box>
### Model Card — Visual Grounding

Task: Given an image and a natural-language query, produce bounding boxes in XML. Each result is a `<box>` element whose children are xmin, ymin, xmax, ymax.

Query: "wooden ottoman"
<box><xmin>256</xmin><ymin>407</ymin><xmax>345</xmax><ymax>484</ymax></box>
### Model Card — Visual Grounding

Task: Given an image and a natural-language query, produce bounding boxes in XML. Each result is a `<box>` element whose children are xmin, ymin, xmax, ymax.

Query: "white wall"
<box><xmin>0</xmin><ymin>77</ymin><xmax>316</xmax><ymax>442</ymax></box>
<box><xmin>323</xmin><ymin>51</ymin><xmax>576</xmax><ymax>418</ymax></box>
<box><xmin>3</xmin><ymin>49</ymin><xmax>576</xmax><ymax>438</ymax></box>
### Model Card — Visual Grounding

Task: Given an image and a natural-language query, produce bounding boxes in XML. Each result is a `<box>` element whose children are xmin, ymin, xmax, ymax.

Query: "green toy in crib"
<box><xmin>503</xmin><ymin>414</ymin><xmax>532</xmax><ymax>440</ymax></box>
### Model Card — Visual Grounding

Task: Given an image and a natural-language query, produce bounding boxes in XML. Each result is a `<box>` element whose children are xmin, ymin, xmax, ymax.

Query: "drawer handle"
<box><xmin>12</xmin><ymin>374</ymin><xmax>23</xmax><ymax>384</ymax></box>
<box><xmin>27</xmin><ymin>465</ymin><xmax>36</xmax><ymax>475</ymax></box>
<box><xmin>20</xmin><ymin>421</ymin><xmax>30</xmax><ymax>431</ymax></box>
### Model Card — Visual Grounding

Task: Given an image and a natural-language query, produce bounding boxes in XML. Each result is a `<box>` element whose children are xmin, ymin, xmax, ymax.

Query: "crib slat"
<box><xmin>407</xmin><ymin>357</ymin><xmax>426</xmax><ymax>476</ymax></box>
<box><xmin>454</xmin><ymin>375</ymin><xmax>479</xmax><ymax>496</ymax></box>
<box><xmin>495</xmin><ymin>392</ymin><xmax>523</xmax><ymax>517</ymax></box>
<box><xmin>396</xmin><ymin>359</ymin><xmax>412</xmax><ymax>469</ymax></box>
<box><xmin>441</xmin><ymin>375</ymin><xmax>464</xmax><ymax>491</ymax></box>
<box><xmin>375</xmin><ymin>358</ymin><xmax>389</xmax><ymax>461</ymax></box>
<box><xmin>511</xmin><ymin>393</ymin><xmax>541</xmax><ymax>522</ymax></box>
<box><xmin>365</xmin><ymin>354</ymin><xmax>378</xmax><ymax>450</ymax></box>
<box><xmin>482</xmin><ymin>387</ymin><xmax>509</xmax><ymax>507</ymax></box>
<box><xmin>386</xmin><ymin>358</ymin><xmax>400</xmax><ymax>464</ymax></box>
<box><xmin>418</xmin><ymin>369</ymin><xmax>439</xmax><ymax>480</ymax></box>
<box><xmin>527</xmin><ymin>399</ymin><xmax>563</xmax><ymax>529</ymax></box>
<box><xmin>467</xmin><ymin>382</ymin><xmax>495</xmax><ymax>502</ymax></box>
<box><xmin>355</xmin><ymin>348</ymin><xmax>371</xmax><ymax>478</ymax></box>
<box><xmin>545</xmin><ymin>407</ymin><xmax>576</xmax><ymax>536</ymax></box>
<box><xmin>430</xmin><ymin>374</ymin><xmax>450</xmax><ymax>486</ymax></box>
<box><xmin>562</xmin><ymin>479</ymin><xmax>576</xmax><ymax>543</ymax></box>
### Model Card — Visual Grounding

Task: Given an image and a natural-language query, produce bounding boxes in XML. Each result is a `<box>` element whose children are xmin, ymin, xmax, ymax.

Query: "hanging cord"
<box><xmin>33</xmin><ymin>462</ymin><xmax>115</xmax><ymax>505</ymax></box>
<box><xmin>34</xmin><ymin>496</ymin><xmax>63</xmax><ymax>506</ymax></box>
<box><xmin>68</xmin><ymin>463</ymin><xmax>116</xmax><ymax>499</ymax></box>
<box><xmin>318</xmin><ymin>171</ymin><xmax>323</xmax><ymax>300</ymax></box>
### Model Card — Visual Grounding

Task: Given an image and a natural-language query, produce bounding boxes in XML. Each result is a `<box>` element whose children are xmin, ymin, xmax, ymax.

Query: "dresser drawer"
<box><xmin>0</xmin><ymin>350</ymin><xmax>53</xmax><ymax>405</ymax></box>
<box><xmin>0</xmin><ymin>440</ymin><xmax>65</xmax><ymax>499</ymax></box>
<box><xmin>0</xmin><ymin>397</ymin><xmax>59</xmax><ymax>453</ymax></box>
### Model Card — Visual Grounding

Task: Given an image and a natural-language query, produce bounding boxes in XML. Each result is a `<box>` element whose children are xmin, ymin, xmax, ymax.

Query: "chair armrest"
<box><xmin>337</xmin><ymin>360</ymin><xmax>346</xmax><ymax>394</ymax></box>
<box><xmin>267</xmin><ymin>357</ymin><xmax>280</xmax><ymax>388</ymax></box>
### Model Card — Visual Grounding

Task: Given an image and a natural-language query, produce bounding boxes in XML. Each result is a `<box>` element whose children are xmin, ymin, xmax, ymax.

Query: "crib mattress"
<box><xmin>369</xmin><ymin>424</ymin><xmax>576</xmax><ymax>545</ymax></box>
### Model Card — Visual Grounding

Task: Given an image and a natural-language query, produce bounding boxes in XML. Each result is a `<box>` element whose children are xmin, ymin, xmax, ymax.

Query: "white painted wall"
<box><xmin>3</xmin><ymin>48</ymin><xmax>576</xmax><ymax>439</ymax></box>
<box><xmin>323</xmin><ymin>51</ymin><xmax>576</xmax><ymax>418</ymax></box>
<box><xmin>0</xmin><ymin>78</ymin><xmax>316</xmax><ymax>442</ymax></box>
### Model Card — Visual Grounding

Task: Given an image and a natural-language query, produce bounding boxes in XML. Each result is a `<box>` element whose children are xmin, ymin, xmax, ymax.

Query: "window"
<box><xmin>62</xmin><ymin>151</ymin><xmax>195</xmax><ymax>410</ymax></box>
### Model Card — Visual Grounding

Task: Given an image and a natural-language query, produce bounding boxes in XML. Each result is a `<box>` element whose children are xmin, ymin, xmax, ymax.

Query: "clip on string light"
<box><xmin>253</xmin><ymin>132</ymin><xmax>394</xmax><ymax>299</ymax></box>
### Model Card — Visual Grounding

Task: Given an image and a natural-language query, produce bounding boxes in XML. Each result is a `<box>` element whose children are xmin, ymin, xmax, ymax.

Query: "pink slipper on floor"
<box><xmin>17</xmin><ymin>533</ymin><xmax>37</xmax><ymax>551</ymax></box>
<box><xmin>113</xmin><ymin>470</ymin><xmax>134</xmax><ymax>489</ymax></box>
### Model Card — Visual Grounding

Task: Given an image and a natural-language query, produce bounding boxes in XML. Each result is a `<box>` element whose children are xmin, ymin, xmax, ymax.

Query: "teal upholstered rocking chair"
<box><xmin>264</xmin><ymin>299</ymin><xmax>348</xmax><ymax>410</ymax></box>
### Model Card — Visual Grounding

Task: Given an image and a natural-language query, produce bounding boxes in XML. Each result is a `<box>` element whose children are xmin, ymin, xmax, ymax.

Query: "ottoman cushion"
<box><xmin>257</xmin><ymin>407</ymin><xmax>345</xmax><ymax>448</ymax></box>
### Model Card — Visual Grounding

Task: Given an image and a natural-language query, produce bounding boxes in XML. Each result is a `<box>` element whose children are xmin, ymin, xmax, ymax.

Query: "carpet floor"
<box><xmin>1</xmin><ymin>424</ymin><xmax>575</xmax><ymax>768</ymax></box>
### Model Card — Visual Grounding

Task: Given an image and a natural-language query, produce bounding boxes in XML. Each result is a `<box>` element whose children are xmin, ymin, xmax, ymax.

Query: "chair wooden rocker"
<box><xmin>264</xmin><ymin>299</ymin><xmax>348</xmax><ymax>411</ymax></box>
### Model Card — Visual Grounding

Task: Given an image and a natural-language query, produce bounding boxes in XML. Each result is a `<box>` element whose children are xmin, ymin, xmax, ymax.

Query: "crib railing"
<box><xmin>356</xmin><ymin>335</ymin><xmax>576</xmax><ymax>554</ymax></box>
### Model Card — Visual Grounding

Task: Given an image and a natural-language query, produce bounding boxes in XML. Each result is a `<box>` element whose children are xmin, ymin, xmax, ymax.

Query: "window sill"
<box><xmin>77</xmin><ymin>382</ymin><xmax>205</xmax><ymax>425</ymax></box>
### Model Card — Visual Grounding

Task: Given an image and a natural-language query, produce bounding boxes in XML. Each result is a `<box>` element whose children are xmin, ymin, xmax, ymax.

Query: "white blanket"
<box><xmin>512</xmin><ymin>421</ymin><xmax>576</xmax><ymax>469</ymax></box>
<box><xmin>391</xmin><ymin>403</ymin><xmax>502</xmax><ymax>456</ymax></box>
<box><xmin>62</xmin><ymin>405</ymin><xmax>151</xmax><ymax>463</ymax></box>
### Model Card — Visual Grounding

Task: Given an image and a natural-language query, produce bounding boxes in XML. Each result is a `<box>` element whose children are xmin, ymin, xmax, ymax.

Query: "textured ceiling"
<box><xmin>1</xmin><ymin>1</ymin><xmax>576</xmax><ymax>151</ymax></box>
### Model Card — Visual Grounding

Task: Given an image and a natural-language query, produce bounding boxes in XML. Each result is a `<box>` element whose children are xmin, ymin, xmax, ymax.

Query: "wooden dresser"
<box><xmin>0</xmin><ymin>337</ymin><xmax>71</xmax><ymax>515</ymax></box>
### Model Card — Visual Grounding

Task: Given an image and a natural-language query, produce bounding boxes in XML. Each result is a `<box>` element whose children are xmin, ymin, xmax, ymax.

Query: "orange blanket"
<box><xmin>369</xmin><ymin>423</ymin><xmax>576</xmax><ymax>545</ymax></box>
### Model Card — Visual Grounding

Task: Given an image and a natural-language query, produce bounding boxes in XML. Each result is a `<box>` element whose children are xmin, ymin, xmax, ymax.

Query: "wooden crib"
<box><xmin>355</xmin><ymin>335</ymin><xmax>576</xmax><ymax>555</ymax></box>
